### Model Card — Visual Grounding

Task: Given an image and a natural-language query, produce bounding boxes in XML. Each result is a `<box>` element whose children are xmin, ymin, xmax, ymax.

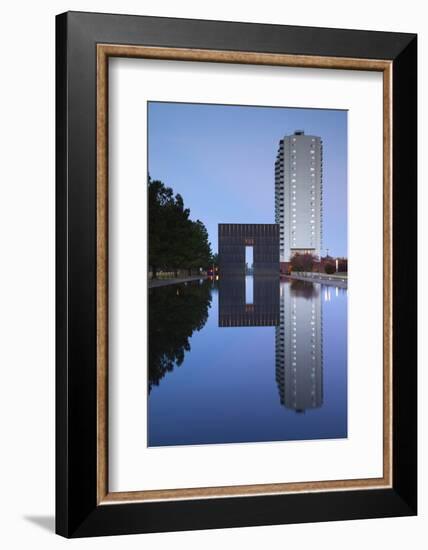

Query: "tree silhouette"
<box><xmin>148</xmin><ymin>280</ymin><xmax>212</xmax><ymax>392</ymax></box>
<box><xmin>148</xmin><ymin>176</ymin><xmax>212</xmax><ymax>277</ymax></box>
<box><xmin>290</xmin><ymin>252</ymin><xmax>316</xmax><ymax>272</ymax></box>
<box><xmin>324</xmin><ymin>263</ymin><xmax>335</xmax><ymax>274</ymax></box>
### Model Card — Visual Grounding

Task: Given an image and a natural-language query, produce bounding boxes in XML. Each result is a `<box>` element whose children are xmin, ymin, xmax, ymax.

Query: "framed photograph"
<box><xmin>56</xmin><ymin>11</ymin><xmax>417</xmax><ymax>537</ymax></box>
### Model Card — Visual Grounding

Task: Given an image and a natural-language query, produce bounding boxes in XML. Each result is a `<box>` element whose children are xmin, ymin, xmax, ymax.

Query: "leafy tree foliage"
<box><xmin>324</xmin><ymin>262</ymin><xmax>335</xmax><ymax>274</ymax></box>
<box><xmin>210</xmin><ymin>253</ymin><xmax>219</xmax><ymax>267</ymax></box>
<box><xmin>290</xmin><ymin>252</ymin><xmax>316</xmax><ymax>272</ymax></box>
<box><xmin>148</xmin><ymin>176</ymin><xmax>212</xmax><ymax>277</ymax></box>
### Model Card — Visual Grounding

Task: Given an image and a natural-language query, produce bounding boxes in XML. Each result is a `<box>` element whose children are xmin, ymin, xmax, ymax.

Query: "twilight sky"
<box><xmin>148</xmin><ymin>102</ymin><xmax>347</xmax><ymax>257</ymax></box>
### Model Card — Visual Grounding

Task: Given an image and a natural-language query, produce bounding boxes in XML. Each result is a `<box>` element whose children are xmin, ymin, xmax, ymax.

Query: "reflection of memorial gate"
<box><xmin>218</xmin><ymin>224</ymin><xmax>279</xmax><ymax>276</ymax></box>
<box><xmin>219</xmin><ymin>277</ymin><xmax>280</xmax><ymax>327</ymax></box>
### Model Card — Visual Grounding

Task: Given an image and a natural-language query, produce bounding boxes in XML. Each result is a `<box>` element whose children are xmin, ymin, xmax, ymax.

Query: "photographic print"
<box><xmin>148</xmin><ymin>101</ymin><xmax>348</xmax><ymax>447</ymax></box>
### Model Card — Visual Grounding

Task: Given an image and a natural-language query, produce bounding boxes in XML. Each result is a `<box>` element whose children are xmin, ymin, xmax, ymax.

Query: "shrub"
<box><xmin>291</xmin><ymin>253</ymin><xmax>315</xmax><ymax>272</ymax></box>
<box><xmin>324</xmin><ymin>263</ymin><xmax>335</xmax><ymax>275</ymax></box>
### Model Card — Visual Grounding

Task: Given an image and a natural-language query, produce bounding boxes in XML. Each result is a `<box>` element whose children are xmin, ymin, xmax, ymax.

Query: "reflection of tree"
<box><xmin>290</xmin><ymin>279</ymin><xmax>318</xmax><ymax>300</ymax></box>
<box><xmin>148</xmin><ymin>281</ymin><xmax>212</xmax><ymax>392</ymax></box>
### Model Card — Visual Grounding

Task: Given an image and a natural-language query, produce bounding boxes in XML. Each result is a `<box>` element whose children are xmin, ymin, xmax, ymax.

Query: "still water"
<box><xmin>148</xmin><ymin>276</ymin><xmax>347</xmax><ymax>446</ymax></box>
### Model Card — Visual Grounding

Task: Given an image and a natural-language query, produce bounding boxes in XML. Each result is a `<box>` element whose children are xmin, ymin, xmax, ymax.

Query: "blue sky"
<box><xmin>148</xmin><ymin>102</ymin><xmax>347</xmax><ymax>257</ymax></box>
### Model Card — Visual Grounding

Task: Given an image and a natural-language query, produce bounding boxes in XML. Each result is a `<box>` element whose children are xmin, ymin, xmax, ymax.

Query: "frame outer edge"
<box><xmin>391</xmin><ymin>35</ymin><xmax>418</xmax><ymax>513</ymax></box>
<box><xmin>55</xmin><ymin>11</ymin><xmax>418</xmax><ymax>536</ymax></box>
<box><xmin>55</xmin><ymin>11</ymin><xmax>70</xmax><ymax>538</ymax></box>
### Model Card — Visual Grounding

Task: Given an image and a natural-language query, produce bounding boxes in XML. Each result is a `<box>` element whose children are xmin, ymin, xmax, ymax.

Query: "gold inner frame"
<box><xmin>96</xmin><ymin>44</ymin><xmax>393</xmax><ymax>505</ymax></box>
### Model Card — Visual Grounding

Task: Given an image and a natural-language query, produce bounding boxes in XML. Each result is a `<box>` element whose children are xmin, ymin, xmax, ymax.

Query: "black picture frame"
<box><xmin>56</xmin><ymin>11</ymin><xmax>417</xmax><ymax>538</ymax></box>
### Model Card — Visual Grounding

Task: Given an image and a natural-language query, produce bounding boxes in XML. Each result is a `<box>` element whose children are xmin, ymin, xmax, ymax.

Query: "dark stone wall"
<box><xmin>218</xmin><ymin>224</ymin><xmax>280</xmax><ymax>276</ymax></box>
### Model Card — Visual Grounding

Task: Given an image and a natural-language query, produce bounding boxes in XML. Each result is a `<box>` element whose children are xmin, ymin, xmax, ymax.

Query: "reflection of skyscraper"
<box><xmin>275</xmin><ymin>280</ymin><xmax>323</xmax><ymax>412</ymax></box>
<box><xmin>219</xmin><ymin>276</ymin><xmax>279</xmax><ymax>327</ymax></box>
<box><xmin>275</xmin><ymin>131</ymin><xmax>323</xmax><ymax>262</ymax></box>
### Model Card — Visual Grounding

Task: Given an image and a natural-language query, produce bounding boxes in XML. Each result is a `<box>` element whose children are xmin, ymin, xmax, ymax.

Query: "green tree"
<box><xmin>291</xmin><ymin>252</ymin><xmax>316</xmax><ymax>272</ymax></box>
<box><xmin>148</xmin><ymin>176</ymin><xmax>212</xmax><ymax>277</ymax></box>
<box><xmin>148</xmin><ymin>176</ymin><xmax>177</xmax><ymax>277</ymax></box>
<box><xmin>185</xmin><ymin>220</ymin><xmax>212</xmax><ymax>275</ymax></box>
<box><xmin>210</xmin><ymin>253</ymin><xmax>219</xmax><ymax>267</ymax></box>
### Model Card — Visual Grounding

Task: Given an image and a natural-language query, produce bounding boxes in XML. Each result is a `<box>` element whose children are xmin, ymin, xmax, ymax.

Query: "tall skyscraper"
<box><xmin>275</xmin><ymin>131</ymin><xmax>323</xmax><ymax>263</ymax></box>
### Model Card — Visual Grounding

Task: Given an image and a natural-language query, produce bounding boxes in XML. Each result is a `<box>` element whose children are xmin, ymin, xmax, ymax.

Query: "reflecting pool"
<box><xmin>148</xmin><ymin>276</ymin><xmax>347</xmax><ymax>446</ymax></box>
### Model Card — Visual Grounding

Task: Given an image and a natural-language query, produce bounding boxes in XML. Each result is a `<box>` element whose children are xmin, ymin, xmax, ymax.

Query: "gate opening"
<box><xmin>245</xmin><ymin>246</ymin><xmax>254</xmax><ymax>304</ymax></box>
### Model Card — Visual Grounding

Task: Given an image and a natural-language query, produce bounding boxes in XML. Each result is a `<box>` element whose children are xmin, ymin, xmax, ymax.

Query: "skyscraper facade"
<box><xmin>275</xmin><ymin>131</ymin><xmax>323</xmax><ymax>263</ymax></box>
